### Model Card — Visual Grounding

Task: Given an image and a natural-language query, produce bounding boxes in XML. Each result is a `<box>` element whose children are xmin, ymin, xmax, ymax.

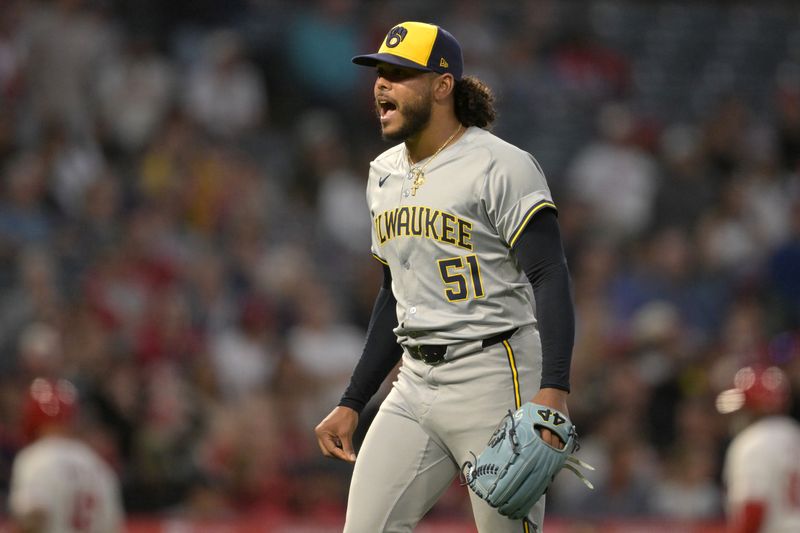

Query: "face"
<box><xmin>374</xmin><ymin>63</ymin><xmax>435</xmax><ymax>142</ymax></box>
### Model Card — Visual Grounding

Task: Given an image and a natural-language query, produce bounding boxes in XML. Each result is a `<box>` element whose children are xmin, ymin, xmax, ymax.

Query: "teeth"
<box><xmin>376</xmin><ymin>99</ymin><xmax>396</xmax><ymax>119</ymax></box>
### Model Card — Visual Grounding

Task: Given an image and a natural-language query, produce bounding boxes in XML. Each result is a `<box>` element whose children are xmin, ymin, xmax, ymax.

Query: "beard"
<box><xmin>379</xmin><ymin>89</ymin><xmax>433</xmax><ymax>142</ymax></box>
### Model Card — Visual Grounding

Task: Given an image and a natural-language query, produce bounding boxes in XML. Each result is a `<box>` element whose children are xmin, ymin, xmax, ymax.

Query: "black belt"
<box><xmin>406</xmin><ymin>328</ymin><xmax>518</xmax><ymax>366</ymax></box>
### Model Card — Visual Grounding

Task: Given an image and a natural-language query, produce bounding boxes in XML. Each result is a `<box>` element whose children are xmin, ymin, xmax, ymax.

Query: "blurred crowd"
<box><xmin>0</xmin><ymin>0</ymin><xmax>799</xmax><ymax>524</ymax></box>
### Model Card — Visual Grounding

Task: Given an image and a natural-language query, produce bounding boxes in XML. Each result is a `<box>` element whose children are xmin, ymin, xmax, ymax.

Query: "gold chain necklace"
<box><xmin>407</xmin><ymin>124</ymin><xmax>462</xmax><ymax>196</ymax></box>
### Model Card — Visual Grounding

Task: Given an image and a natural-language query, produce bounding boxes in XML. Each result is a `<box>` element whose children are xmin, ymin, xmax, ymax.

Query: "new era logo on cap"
<box><xmin>352</xmin><ymin>21</ymin><xmax>464</xmax><ymax>80</ymax></box>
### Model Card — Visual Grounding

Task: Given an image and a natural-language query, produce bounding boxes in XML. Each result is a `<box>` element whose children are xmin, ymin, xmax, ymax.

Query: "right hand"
<box><xmin>315</xmin><ymin>406</ymin><xmax>359</xmax><ymax>463</ymax></box>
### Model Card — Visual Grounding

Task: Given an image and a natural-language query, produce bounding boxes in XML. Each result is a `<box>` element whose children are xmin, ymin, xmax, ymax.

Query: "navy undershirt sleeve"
<box><xmin>511</xmin><ymin>208</ymin><xmax>574</xmax><ymax>392</ymax></box>
<box><xmin>338</xmin><ymin>265</ymin><xmax>402</xmax><ymax>413</ymax></box>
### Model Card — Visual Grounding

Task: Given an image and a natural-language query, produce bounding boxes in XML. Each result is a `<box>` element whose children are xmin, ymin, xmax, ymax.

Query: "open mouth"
<box><xmin>377</xmin><ymin>98</ymin><xmax>398</xmax><ymax>121</ymax></box>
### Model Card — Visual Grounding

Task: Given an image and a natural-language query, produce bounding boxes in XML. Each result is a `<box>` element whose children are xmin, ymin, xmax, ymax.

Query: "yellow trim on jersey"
<box><xmin>378</xmin><ymin>22</ymin><xmax>438</xmax><ymax>67</ymax></box>
<box><xmin>508</xmin><ymin>201</ymin><xmax>557</xmax><ymax>248</ymax></box>
<box><xmin>523</xmin><ymin>519</ymin><xmax>530</xmax><ymax>533</ymax></box>
<box><xmin>503</xmin><ymin>340</ymin><xmax>522</xmax><ymax>409</ymax></box>
<box><xmin>372</xmin><ymin>253</ymin><xmax>389</xmax><ymax>266</ymax></box>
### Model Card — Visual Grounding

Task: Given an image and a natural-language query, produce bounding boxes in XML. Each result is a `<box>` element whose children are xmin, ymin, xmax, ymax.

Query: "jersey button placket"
<box><xmin>398</xmin><ymin>166</ymin><xmax>420</xmax><ymax>326</ymax></box>
<box><xmin>400</xmin><ymin>167</ymin><xmax>414</xmax><ymax>202</ymax></box>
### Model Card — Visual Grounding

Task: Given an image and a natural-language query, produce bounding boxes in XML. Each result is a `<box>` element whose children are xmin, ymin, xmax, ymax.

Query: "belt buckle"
<box><xmin>408</xmin><ymin>345</ymin><xmax>445</xmax><ymax>366</ymax></box>
<box><xmin>423</xmin><ymin>351</ymin><xmax>443</xmax><ymax>366</ymax></box>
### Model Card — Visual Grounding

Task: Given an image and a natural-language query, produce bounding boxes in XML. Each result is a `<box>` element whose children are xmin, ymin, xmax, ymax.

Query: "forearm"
<box><xmin>339</xmin><ymin>266</ymin><xmax>402</xmax><ymax>413</ymax></box>
<box><xmin>512</xmin><ymin>209</ymin><xmax>575</xmax><ymax>392</ymax></box>
<box><xmin>530</xmin><ymin>261</ymin><xmax>574</xmax><ymax>391</ymax></box>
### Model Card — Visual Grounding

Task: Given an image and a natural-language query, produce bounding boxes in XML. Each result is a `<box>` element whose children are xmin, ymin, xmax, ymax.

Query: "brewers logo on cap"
<box><xmin>352</xmin><ymin>21</ymin><xmax>464</xmax><ymax>80</ymax></box>
<box><xmin>385</xmin><ymin>26</ymin><xmax>408</xmax><ymax>48</ymax></box>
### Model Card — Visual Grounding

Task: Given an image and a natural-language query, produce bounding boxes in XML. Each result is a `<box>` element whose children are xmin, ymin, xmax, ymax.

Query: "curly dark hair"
<box><xmin>454</xmin><ymin>76</ymin><xmax>497</xmax><ymax>129</ymax></box>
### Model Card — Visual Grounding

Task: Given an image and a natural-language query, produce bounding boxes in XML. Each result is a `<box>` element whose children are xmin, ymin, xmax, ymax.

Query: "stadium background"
<box><xmin>0</xmin><ymin>0</ymin><xmax>799</xmax><ymax>531</ymax></box>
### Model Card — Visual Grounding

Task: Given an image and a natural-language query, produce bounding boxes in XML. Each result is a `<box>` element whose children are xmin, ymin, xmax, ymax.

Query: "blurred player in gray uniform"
<box><xmin>315</xmin><ymin>21</ymin><xmax>576</xmax><ymax>532</ymax></box>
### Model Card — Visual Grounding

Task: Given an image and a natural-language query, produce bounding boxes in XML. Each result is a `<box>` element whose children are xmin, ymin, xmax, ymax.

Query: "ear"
<box><xmin>432</xmin><ymin>73</ymin><xmax>455</xmax><ymax>101</ymax></box>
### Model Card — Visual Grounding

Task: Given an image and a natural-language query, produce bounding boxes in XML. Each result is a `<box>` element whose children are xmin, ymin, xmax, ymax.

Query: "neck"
<box><xmin>405</xmin><ymin>115</ymin><xmax>463</xmax><ymax>164</ymax></box>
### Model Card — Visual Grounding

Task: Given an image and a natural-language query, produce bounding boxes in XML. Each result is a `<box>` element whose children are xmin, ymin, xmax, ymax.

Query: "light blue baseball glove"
<box><xmin>462</xmin><ymin>402</ymin><xmax>594</xmax><ymax>520</ymax></box>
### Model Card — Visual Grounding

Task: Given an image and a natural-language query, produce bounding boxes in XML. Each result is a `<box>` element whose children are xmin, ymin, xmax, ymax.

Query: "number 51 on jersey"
<box><xmin>438</xmin><ymin>254</ymin><xmax>484</xmax><ymax>301</ymax></box>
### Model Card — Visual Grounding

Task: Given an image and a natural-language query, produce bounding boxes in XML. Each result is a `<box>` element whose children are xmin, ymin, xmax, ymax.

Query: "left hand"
<box><xmin>530</xmin><ymin>387</ymin><xmax>569</xmax><ymax>449</ymax></box>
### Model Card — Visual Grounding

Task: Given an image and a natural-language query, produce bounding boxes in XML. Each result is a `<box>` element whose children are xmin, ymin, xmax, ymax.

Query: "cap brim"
<box><xmin>352</xmin><ymin>53</ymin><xmax>432</xmax><ymax>72</ymax></box>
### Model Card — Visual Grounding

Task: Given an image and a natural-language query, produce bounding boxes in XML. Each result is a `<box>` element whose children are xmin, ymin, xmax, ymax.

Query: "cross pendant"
<box><xmin>410</xmin><ymin>170</ymin><xmax>425</xmax><ymax>196</ymax></box>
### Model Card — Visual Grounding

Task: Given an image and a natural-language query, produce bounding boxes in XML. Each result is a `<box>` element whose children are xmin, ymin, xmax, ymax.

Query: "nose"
<box><xmin>375</xmin><ymin>75</ymin><xmax>390</xmax><ymax>92</ymax></box>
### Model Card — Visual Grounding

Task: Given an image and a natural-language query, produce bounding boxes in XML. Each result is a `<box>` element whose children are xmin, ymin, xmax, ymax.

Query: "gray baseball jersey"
<box><xmin>368</xmin><ymin>126</ymin><xmax>555</xmax><ymax>349</ymax></box>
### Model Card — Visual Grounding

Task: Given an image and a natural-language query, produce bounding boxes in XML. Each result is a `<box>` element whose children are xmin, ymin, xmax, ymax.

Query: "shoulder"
<box><xmin>728</xmin><ymin>418</ymin><xmax>787</xmax><ymax>459</ymax></box>
<box><xmin>66</xmin><ymin>440</ymin><xmax>119</xmax><ymax>486</ymax></box>
<box><xmin>468</xmin><ymin>128</ymin><xmax>544</xmax><ymax>176</ymax></box>
<box><xmin>14</xmin><ymin>439</ymin><xmax>49</xmax><ymax>464</ymax></box>
<box><xmin>467</xmin><ymin>130</ymin><xmax>550</xmax><ymax>202</ymax></box>
<box><xmin>71</xmin><ymin>440</ymin><xmax>112</xmax><ymax>469</ymax></box>
<box><xmin>762</xmin><ymin>416</ymin><xmax>800</xmax><ymax>443</ymax></box>
<box><xmin>371</xmin><ymin>143</ymin><xmax>405</xmax><ymax>170</ymax></box>
<box><xmin>11</xmin><ymin>439</ymin><xmax>57</xmax><ymax>477</ymax></box>
<box><xmin>11</xmin><ymin>444</ymin><xmax>35</xmax><ymax>471</ymax></box>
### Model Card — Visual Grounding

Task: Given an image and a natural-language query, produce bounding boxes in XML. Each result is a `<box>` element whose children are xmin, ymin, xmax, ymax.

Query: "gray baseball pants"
<box><xmin>343</xmin><ymin>325</ymin><xmax>545</xmax><ymax>533</ymax></box>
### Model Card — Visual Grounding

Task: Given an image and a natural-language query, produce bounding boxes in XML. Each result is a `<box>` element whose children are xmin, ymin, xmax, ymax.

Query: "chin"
<box><xmin>380</xmin><ymin>122</ymin><xmax>407</xmax><ymax>142</ymax></box>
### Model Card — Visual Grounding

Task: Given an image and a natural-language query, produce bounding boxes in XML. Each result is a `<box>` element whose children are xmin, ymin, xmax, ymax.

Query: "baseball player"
<box><xmin>720</xmin><ymin>365</ymin><xmax>800</xmax><ymax>533</ymax></box>
<box><xmin>9</xmin><ymin>377</ymin><xmax>124</xmax><ymax>533</ymax></box>
<box><xmin>314</xmin><ymin>21</ymin><xmax>578</xmax><ymax>532</ymax></box>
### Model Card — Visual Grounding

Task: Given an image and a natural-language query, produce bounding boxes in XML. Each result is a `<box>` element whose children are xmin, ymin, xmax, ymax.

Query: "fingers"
<box><xmin>341</xmin><ymin>435</ymin><xmax>357</xmax><ymax>463</ymax></box>
<box><xmin>315</xmin><ymin>406</ymin><xmax>359</xmax><ymax>463</ymax></box>
<box><xmin>540</xmin><ymin>428</ymin><xmax>565</xmax><ymax>450</ymax></box>
<box><xmin>315</xmin><ymin>426</ymin><xmax>357</xmax><ymax>463</ymax></box>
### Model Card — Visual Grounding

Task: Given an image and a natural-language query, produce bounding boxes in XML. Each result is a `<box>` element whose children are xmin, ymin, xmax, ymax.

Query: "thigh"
<box><xmin>432</xmin><ymin>326</ymin><xmax>543</xmax><ymax>457</ymax></box>
<box><xmin>344</xmin><ymin>391</ymin><xmax>458</xmax><ymax>533</ymax></box>
<box><xmin>429</xmin><ymin>327</ymin><xmax>545</xmax><ymax>532</ymax></box>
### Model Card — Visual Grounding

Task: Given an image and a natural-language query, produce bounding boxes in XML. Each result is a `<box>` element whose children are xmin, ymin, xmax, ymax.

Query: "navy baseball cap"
<box><xmin>352</xmin><ymin>21</ymin><xmax>463</xmax><ymax>80</ymax></box>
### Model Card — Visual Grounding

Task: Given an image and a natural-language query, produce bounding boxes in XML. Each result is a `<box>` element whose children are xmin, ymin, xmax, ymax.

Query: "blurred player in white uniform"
<box><xmin>718</xmin><ymin>365</ymin><xmax>800</xmax><ymax>533</ymax></box>
<box><xmin>9</xmin><ymin>377</ymin><xmax>124</xmax><ymax>533</ymax></box>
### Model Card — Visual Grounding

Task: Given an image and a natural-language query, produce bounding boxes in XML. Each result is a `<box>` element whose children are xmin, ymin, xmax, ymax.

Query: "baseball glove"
<box><xmin>461</xmin><ymin>402</ymin><xmax>594</xmax><ymax>520</ymax></box>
